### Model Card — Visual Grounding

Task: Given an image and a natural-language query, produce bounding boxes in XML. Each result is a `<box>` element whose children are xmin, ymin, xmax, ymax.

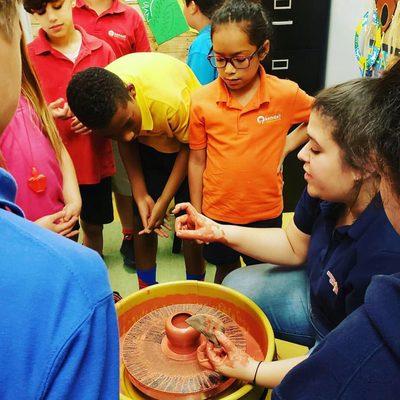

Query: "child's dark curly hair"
<box><xmin>66</xmin><ymin>67</ymin><xmax>131</xmax><ymax>129</ymax></box>
<box><xmin>23</xmin><ymin>0</ymin><xmax>56</xmax><ymax>14</ymax></box>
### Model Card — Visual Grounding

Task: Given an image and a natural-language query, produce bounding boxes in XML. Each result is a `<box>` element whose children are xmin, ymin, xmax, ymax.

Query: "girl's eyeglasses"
<box><xmin>207</xmin><ymin>46</ymin><xmax>263</xmax><ymax>69</ymax></box>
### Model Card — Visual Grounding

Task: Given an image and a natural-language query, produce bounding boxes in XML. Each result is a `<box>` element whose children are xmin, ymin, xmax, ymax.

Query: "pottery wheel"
<box><xmin>122</xmin><ymin>304</ymin><xmax>246</xmax><ymax>398</ymax></box>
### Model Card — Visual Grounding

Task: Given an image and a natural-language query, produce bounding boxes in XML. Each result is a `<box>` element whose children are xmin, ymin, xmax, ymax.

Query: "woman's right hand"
<box><xmin>197</xmin><ymin>331</ymin><xmax>259</xmax><ymax>382</ymax></box>
<box><xmin>35</xmin><ymin>210</ymin><xmax>79</xmax><ymax>237</ymax></box>
<box><xmin>172</xmin><ymin>202</ymin><xmax>225</xmax><ymax>244</ymax></box>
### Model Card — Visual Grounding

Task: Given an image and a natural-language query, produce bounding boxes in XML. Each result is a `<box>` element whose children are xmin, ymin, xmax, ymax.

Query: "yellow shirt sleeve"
<box><xmin>166</xmin><ymin>96</ymin><xmax>191</xmax><ymax>144</ymax></box>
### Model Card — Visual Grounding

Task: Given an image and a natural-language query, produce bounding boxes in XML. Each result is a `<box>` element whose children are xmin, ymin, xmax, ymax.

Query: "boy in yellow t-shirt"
<box><xmin>67</xmin><ymin>52</ymin><xmax>204</xmax><ymax>289</ymax></box>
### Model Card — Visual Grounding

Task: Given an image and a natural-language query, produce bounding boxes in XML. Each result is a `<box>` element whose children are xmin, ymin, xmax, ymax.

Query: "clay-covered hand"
<box><xmin>71</xmin><ymin>116</ymin><xmax>92</xmax><ymax>135</ymax></box>
<box><xmin>198</xmin><ymin>331</ymin><xmax>259</xmax><ymax>383</ymax></box>
<box><xmin>35</xmin><ymin>210</ymin><xmax>79</xmax><ymax>237</ymax></box>
<box><xmin>48</xmin><ymin>98</ymin><xmax>71</xmax><ymax>120</ymax></box>
<box><xmin>173</xmin><ymin>202</ymin><xmax>225</xmax><ymax>244</ymax></box>
<box><xmin>140</xmin><ymin>197</ymin><xmax>171</xmax><ymax>238</ymax></box>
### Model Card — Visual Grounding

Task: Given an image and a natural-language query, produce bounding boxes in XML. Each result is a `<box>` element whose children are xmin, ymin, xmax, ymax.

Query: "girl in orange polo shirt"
<box><xmin>189</xmin><ymin>0</ymin><xmax>313</xmax><ymax>283</ymax></box>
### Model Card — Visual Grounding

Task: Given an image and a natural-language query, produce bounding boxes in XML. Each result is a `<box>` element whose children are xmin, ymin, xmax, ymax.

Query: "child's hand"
<box><xmin>71</xmin><ymin>116</ymin><xmax>92</xmax><ymax>135</ymax></box>
<box><xmin>63</xmin><ymin>202</ymin><xmax>81</xmax><ymax>222</ymax></box>
<box><xmin>140</xmin><ymin>198</ymin><xmax>171</xmax><ymax>238</ymax></box>
<box><xmin>49</xmin><ymin>98</ymin><xmax>71</xmax><ymax>120</ymax></box>
<box><xmin>199</xmin><ymin>331</ymin><xmax>259</xmax><ymax>383</ymax></box>
<box><xmin>136</xmin><ymin>194</ymin><xmax>155</xmax><ymax>232</ymax></box>
<box><xmin>35</xmin><ymin>210</ymin><xmax>79</xmax><ymax>237</ymax></box>
<box><xmin>173</xmin><ymin>202</ymin><xmax>225</xmax><ymax>244</ymax></box>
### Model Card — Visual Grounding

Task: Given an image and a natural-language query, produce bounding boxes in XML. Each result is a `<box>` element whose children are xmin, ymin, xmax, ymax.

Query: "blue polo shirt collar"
<box><xmin>0</xmin><ymin>168</ymin><xmax>24</xmax><ymax>217</ymax></box>
<box><xmin>347</xmin><ymin>193</ymin><xmax>382</xmax><ymax>239</ymax></box>
<box><xmin>319</xmin><ymin>194</ymin><xmax>382</xmax><ymax>240</ymax></box>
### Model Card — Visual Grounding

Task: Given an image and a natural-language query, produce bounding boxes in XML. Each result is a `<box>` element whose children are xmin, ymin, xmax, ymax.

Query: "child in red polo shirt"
<box><xmin>24</xmin><ymin>0</ymin><xmax>116</xmax><ymax>256</ymax></box>
<box><xmin>73</xmin><ymin>0</ymin><xmax>151</xmax><ymax>267</ymax></box>
<box><xmin>189</xmin><ymin>0</ymin><xmax>313</xmax><ymax>283</ymax></box>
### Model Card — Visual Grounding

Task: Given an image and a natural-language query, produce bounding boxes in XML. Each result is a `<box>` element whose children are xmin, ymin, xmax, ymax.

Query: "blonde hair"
<box><xmin>20</xmin><ymin>33</ymin><xmax>63</xmax><ymax>159</ymax></box>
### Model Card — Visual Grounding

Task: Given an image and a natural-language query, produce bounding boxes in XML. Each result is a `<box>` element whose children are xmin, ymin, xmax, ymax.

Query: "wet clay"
<box><xmin>122</xmin><ymin>304</ymin><xmax>247</xmax><ymax>400</ymax></box>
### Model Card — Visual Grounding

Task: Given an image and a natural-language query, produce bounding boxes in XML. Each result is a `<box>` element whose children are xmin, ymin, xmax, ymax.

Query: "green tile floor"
<box><xmin>104</xmin><ymin>212</ymin><xmax>292</xmax><ymax>297</ymax></box>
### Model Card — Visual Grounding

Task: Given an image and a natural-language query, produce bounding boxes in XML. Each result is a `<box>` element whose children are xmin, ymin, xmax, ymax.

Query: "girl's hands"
<box><xmin>35</xmin><ymin>210</ymin><xmax>79</xmax><ymax>237</ymax></box>
<box><xmin>173</xmin><ymin>202</ymin><xmax>225</xmax><ymax>244</ymax></box>
<box><xmin>62</xmin><ymin>202</ymin><xmax>81</xmax><ymax>222</ymax></box>
<box><xmin>197</xmin><ymin>331</ymin><xmax>259</xmax><ymax>383</ymax></box>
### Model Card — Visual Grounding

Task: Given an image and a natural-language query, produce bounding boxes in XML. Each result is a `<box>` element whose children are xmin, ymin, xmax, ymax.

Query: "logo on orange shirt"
<box><xmin>108</xmin><ymin>30</ymin><xmax>127</xmax><ymax>40</ymax></box>
<box><xmin>256</xmin><ymin>114</ymin><xmax>282</xmax><ymax>124</ymax></box>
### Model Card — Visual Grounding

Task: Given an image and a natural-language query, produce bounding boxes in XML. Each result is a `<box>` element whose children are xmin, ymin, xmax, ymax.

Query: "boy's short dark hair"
<box><xmin>0</xmin><ymin>0</ymin><xmax>20</xmax><ymax>40</ymax></box>
<box><xmin>185</xmin><ymin>0</ymin><xmax>224</xmax><ymax>19</ymax></box>
<box><xmin>23</xmin><ymin>0</ymin><xmax>57</xmax><ymax>14</ymax></box>
<box><xmin>67</xmin><ymin>67</ymin><xmax>131</xmax><ymax>129</ymax></box>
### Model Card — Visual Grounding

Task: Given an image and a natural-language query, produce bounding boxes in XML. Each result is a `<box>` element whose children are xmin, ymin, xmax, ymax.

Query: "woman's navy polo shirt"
<box><xmin>294</xmin><ymin>189</ymin><xmax>400</xmax><ymax>336</ymax></box>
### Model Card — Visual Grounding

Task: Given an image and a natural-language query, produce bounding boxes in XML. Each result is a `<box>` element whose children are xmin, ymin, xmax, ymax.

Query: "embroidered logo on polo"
<box><xmin>108</xmin><ymin>30</ymin><xmax>127</xmax><ymax>40</ymax></box>
<box><xmin>256</xmin><ymin>113</ymin><xmax>282</xmax><ymax>124</ymax></box>
<box><xmin>327</xmin><ymin>271</ymin><xmax>339</xmax><ymax>295</ymax></box>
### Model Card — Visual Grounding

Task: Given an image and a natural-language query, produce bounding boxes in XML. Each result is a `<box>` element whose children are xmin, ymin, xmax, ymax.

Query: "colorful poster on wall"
<box><xmin>137</xmin><ymin>0</ymin><xmax>189</xmax><ymax>45</ymax></box>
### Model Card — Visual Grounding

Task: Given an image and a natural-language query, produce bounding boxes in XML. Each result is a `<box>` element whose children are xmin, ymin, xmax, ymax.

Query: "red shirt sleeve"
<box><xmin>132</xmin><ymin>11</ymin><xmax>151</xmax><ymax>52</ymax></box>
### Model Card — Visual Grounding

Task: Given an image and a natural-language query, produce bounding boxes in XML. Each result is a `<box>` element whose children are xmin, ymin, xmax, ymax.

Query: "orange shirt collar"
<box><xmin>216</xmin><ymin>66</ymin><xmax>271</xmax><ymax>108</ymax></box>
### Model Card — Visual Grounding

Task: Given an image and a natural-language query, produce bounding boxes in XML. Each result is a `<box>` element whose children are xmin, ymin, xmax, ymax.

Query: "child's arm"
<box><xmin>118</xmin><ymin>140</ymin><xmax>165</xmax><ymax>234</ymax></box>
<box><xmin>189</xmin><ymin>148</ymin><xmax>206</xmax><ymax>211</ymax></box>
<box><xmin>278</xmin><ymin>123</ymin><xmax>308</xmax><ymax>172</ymax></box>
<box><xmin>59</xmin><ymin>145</ymin><xmax>81</xmax><ymax>221</ymax></box>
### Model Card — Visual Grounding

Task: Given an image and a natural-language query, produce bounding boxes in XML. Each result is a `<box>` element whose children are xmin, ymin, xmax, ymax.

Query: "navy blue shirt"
<box><xmin>294</xmin><ymin>189</ymin><xmax>400</xmax><ymax>335</ymax></box>
<box><xmin>273</xmin><ymin>273</ymin><xmax>400</xmax><ymax>400</ymax></box>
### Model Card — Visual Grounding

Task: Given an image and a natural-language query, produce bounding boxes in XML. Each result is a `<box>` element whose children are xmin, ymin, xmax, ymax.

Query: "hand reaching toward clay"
<box><xmin>173</xmin><ymin>202</ymin><xmax>226</xmax><ymax>244</ymax></box>
<box><xmin>197</xmin><ymin>331</ymin><xmax>259</xmax><ymax>383</ymax></box>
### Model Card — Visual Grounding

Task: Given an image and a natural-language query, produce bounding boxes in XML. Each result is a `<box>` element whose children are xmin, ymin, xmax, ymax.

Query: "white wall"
<box><xmin>19</xmin><ymin>6</ymin><xmax>33</xmax><ymax>43</ymax></box>
<box><xmin>325</xmin><ymin>0</ymin><xmax>374</xmax><ymax>86</ymax></box>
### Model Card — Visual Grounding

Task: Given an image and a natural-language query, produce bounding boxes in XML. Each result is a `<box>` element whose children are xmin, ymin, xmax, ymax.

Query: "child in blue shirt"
<box><xmin>183</xmin><ymin>0</ymin><xmax>224</xmax><ymax>84</ymax></box>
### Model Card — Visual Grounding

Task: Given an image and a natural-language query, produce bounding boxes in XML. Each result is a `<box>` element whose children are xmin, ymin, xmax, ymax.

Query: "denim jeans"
<box><xmin>222</xmin><ymin>264</ymin><xmax>316</xmax><ymax>348</ymax></box>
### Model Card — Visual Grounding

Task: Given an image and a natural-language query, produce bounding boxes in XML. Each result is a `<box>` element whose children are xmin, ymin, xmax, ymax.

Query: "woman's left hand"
<box><xmin>197</xmin><ymin>331</ymin><xmax>259</xmax><ymax>382</ymax></box>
